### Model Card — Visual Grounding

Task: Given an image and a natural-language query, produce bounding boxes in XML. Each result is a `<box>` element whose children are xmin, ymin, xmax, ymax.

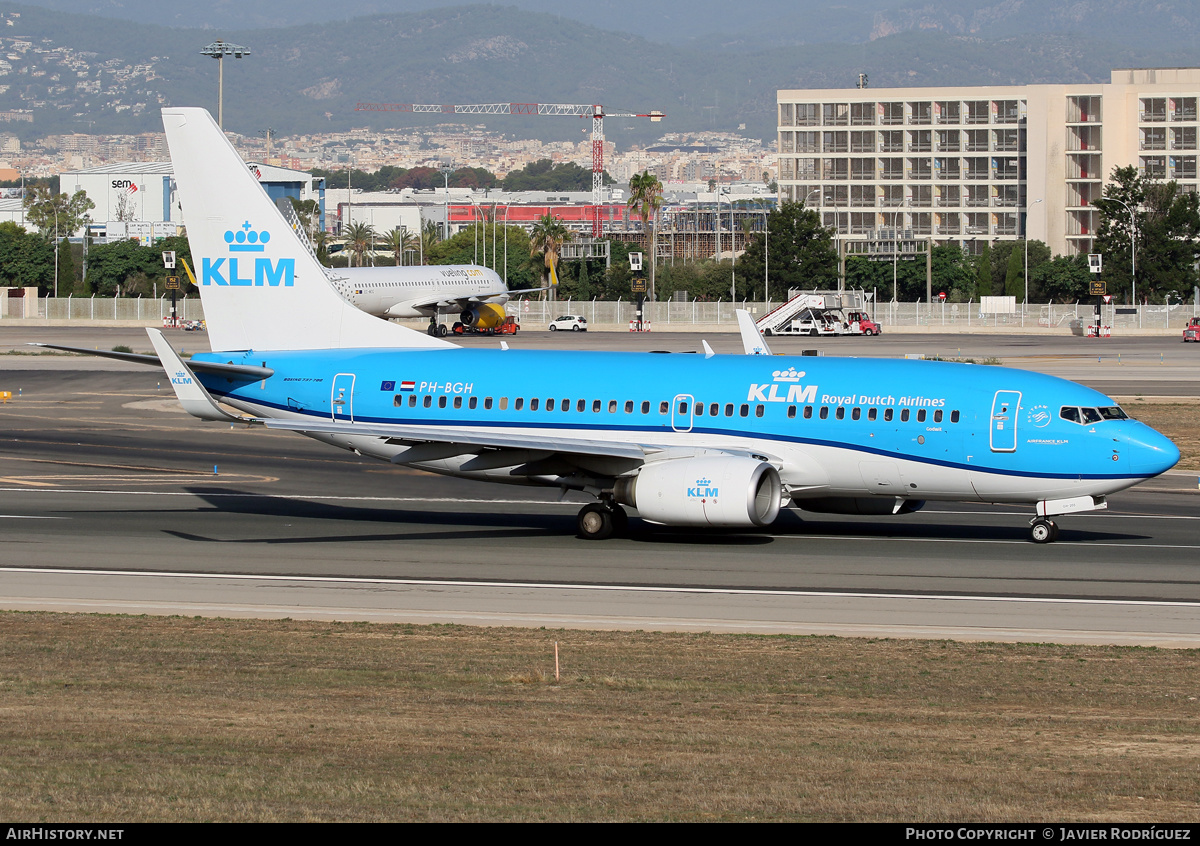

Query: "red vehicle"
<box><xmin>452</xmin><ymin>316</ymin><xmax>520</xmax><ymax>336</ymax></box>
<box><xmin>1184</xmin><ymin>317</ymin><xmax>1200</xmax><ymax>342</ymax></box>
<box><xmin>847</xmin><ymin>311</ymin><xmax>882</xmax><ymax>336</ymax></box>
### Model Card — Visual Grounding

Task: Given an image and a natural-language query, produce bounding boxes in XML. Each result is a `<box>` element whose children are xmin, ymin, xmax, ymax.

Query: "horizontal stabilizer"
<box><xmin>28</xmin><ymin>342</ymin><xmax>274</xmax><ymax>380</ymax></box>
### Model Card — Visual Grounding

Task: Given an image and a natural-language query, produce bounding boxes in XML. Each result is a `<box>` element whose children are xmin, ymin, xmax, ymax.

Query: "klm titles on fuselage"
<box><xmin>201</xmin><ymin>223</ymin><xmax>295</xmax><ymax>287</ymax></box>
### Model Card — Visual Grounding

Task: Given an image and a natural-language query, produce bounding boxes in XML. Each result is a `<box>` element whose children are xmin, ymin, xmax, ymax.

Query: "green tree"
<box><xmin>381</xmin><ymin>227</ymin><xmax>417</xmax><ymax>266</ymax></box>
<box><xmin>0</xmin><ymin>221</ymin><xmax>53</xmax><ymax>292</ymax></box>
<box><xmin>1032</xmin><ymin>254</ymin><xmax>1092</xmax><ymax>302</ymax></box>
<box><xmin>428</xmin><ymin>224</ymin><xmax>537</xmax><ymax>291</ymax></box>
<box><xmin>1003</xmin><ymin>244</ymin><xmax>1025</xmax><ymax>299</ymax></box>
<box><xmin>55</xmin><ymin>238</ymin><xmax>74</xmax><ymax>296</ymax></box>
<box><xmin>1095</xmin><ymin>165</ymin><xmax>1200</xmax><ymax>303</ymax></box>
<box><xmin>502</xmin><ymin>160</ymin><xmax>607</xmax><ymax>192</ymax></box>
<box><xmin>974</xmin><ymin>245</ymin><xmax>992</xmax><ymax>302</ymax></box>
<box><xmin>627</xmin><ymin>171</ymin><xmax>663</xmax><ymax>299</ymax></box>
<box><xmin>23</xmin><ymin>186</ymin><xmax>95</xmax><ymax>242</ymax></box>
<box><xmin>85</xmin><ymin>239</ymin><xmax>160</xmax><ymax>296</ymax></box>
<box><xmin>529</xmin><ymin>213</ymin><xmax>573</xmax><ymax>300</ymax></box>
<box><xmin>736</xmin><ymin>201</ymin><xmax>838</xmax><ymax>301</ymax></box>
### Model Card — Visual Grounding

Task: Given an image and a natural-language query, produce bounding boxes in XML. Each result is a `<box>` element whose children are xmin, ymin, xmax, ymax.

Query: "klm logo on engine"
<box><xmin>688</xmin><ymin>477</ymin><xmax>718</xmax><ymax>499</ymax></box>
<box><xmin>747</xmin><ymin>367</ymin><xmax>817</xmax><ymax>403</ymax></box>
<box><xmin>201</xmin><ymin>221</ymin><xmax>295</xmax><ymax>287</ymax></box>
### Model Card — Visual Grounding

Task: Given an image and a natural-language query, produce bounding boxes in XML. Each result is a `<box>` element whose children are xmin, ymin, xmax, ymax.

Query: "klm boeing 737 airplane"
<box><xmin>44</xmin><ymin>108</ymin><xmax>1181</xmax><ymax>543</ymax></box>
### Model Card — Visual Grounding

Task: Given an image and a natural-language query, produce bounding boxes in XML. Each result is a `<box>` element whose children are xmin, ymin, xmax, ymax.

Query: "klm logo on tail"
<box><xmin>201</xmin><ymin>221</ymin><xmax>294</xmax><ymax>287</ymax></box>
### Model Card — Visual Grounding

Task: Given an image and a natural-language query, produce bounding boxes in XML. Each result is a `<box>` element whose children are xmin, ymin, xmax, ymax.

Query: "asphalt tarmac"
<box><xmin>1</xmin><ymin>328</ymin><xmax>1198</xmax><ymax>645</ymax></box>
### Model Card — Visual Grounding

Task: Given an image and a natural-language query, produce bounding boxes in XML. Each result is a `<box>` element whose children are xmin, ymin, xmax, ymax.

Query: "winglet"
<box><xmin>701</xmin><ymin>339</ymin><xmax>715</xmax><ymax>359</ymax></box>
<box><xmin>736</xmin><ymin>309</ymin><xmax>772</xmax><ymax>356</ymax></box>
<box><xmin>146</xmin><ymin>328</ymin><xmax>245</xmax><ymax>422</ymax></box>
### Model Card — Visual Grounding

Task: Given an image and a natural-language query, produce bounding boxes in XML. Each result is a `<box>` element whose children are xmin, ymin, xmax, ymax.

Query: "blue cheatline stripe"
<box><xmin>208</xmin><ymin>390</ymin><xmax>1144</xmax><ymax>483</ymax></box>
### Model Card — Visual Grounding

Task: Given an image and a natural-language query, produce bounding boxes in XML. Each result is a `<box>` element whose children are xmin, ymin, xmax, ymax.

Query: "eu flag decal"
<box><xmin>381</xmin><ymin>380</ymin><xmax>396</xmax><ymax>391</ymax></box>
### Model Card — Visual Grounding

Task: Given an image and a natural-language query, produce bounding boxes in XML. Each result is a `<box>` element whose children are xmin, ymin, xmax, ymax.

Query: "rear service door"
<box><xmin>989</xmin><ymin>390</ymin><xmax>1021</xmax><ymax>452</ymax></box>
<box><xmin>331</xmin><ymin>373</ymin><xmax>355</xmax><ymax>422</ymax></box>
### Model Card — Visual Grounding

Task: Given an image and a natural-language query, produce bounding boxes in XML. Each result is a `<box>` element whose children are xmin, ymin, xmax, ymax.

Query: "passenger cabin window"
<box><xmin>469</xmin><ymin>397</ymin><xmax>477</xmax><ymax>409</ymax></box>
<box><xmin>678</xmin><ymin>402</ymin><xmax>688</xmax><ymax>414</ymax></box>
<box><xmin>409</xmin><ymin>395</ymin><xmax>417</xmax><ymax>408</ymax></box>
<box><xmin>593</xmin><ymin>400</ymin><xmax>602</xmax><ymax>412</ymax></box>
<box><xmin>453</xmin><ymin>397</ymin><xmax>462</xmax><ymax>409</ymax></box>
<box><xmin>819</xmin><ymin>407</ymin><xmax>829</xmax><ymax>420</ymax></box>
<box><xmin>530</xmin><ymin>398</ymin><xmax>540</xmax><ymax>411</ymax></box>
<box><xmin>577</xmin><ymin>399</ymin><xmax>586</xmax><ymax>412</ymax></box>
<box><xmin>624</xmin><ymin>401</ymin><xmax>634</xmax><ymax>413</ymax></box>
<box><xmin>804</xmin><ymin>406</ymin><xmax>813</xmax><ymax>419</ymax></box>
<box><xmin>424</xmin><ymin>395</ymin><xmax>432</xmax><ymax>408</ymax></box>
<box><xmin>868</xmin><ymin>408</ymin><xmax>877</xmax><ymax>421</ymax></box>
<box><xmin>514</xmin><ymin>398</ymin><xmax>523</xmax><ymax>410</ymax></box>
<box><xmin>917</xmin><ymin>409</ymin><xmax>926</xmax><ymax>423</ymax></box>
<box><xmin>933</xmin><ymin>409</ymin><xmax>942</xmax><ymax>423</ymax></box>
<box><xmin>884</xmin><ymin>408</ymin><xmax>893</xmax><ymax>422</ymax></box>
<box><xmin>694</xmin><ymin>403</ymin><xmax>704</xmax><ymax>417</ymax></box>
<box><xmin>951</xmin><ymin>410</ymin><xmax>960</xmax><ymax>423</ymax></box>
<box><xmin>499</xmin><ymin>397</ymin><xmax>508</xmax><ymax>410</ymax></box>
<box><xmin>438</xmin><ymin>396</ymin><xmax>447</xmax><ymax>409</ymax></box>
<box><xmin>608</xmin><ymin>400</ymin><xmax>617</xmax><ymax>413</ymax></box>
<box><xmin>641</xmin><ymin>401</ymin><xmax>650</xmax><ymax>414</ymax></box>
<box><xmin>739</xmin><ymin>404</ymin><xmax>749</xmax><ymax>417</ymax></box>
<box><xmin>900</xmin><ymin>409</ymin><xmax>910</xmax><ymax>422</ymax></box>
<box><xmin>660</xmin><ymin>401</ymin><xmax>669</xmax><ymax>414</ymax></box>
<box><xmin>485</xmin><ymin>397</ymin><xmax>494</xmax><ymax>410</ymax></box>
<box><xmin>851</xmin><ymin>407</ymin><xmax>861</xmax><ymax>420</ymax></box>
<box><xmin>835</xmin><ymin>407</ymin><xmax>845</xmax><ymax>420</ymax></box>
<box><xmin>756</xmin><ymin>405</ymin><xmax>764</xmax><ymax>417</ymax></box>
<box><xmin>725</xmin><ymin>403</ymin><xmax>734</xmax><ymax>417</ymax></box>
<box><xmin>709</xmin><ymin>403</ymin><xmax>719</xmax><ymax>416</ymax></box>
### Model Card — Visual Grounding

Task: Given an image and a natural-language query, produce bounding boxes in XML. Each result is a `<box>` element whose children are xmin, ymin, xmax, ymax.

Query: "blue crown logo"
<box><xmin>224</xmin><ymin>220</ymin><xmax>271</xmax><ymax>253</ymax></box>
<box><xmin>696</xmin><ymin>478</ymin><xmax>711</xmax><ymax>486</ymax></box>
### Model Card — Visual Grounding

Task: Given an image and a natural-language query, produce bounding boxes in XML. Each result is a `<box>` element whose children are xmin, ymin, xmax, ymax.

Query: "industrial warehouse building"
<box><xmin>776</xmin><ymin>67</ymin><xmax>1200</xmax><ymax>257</ymax></box>
<box><xmin>59</xmin><ymin>161</ymin><xmax>326</xmax><ymax>242</ymax></box>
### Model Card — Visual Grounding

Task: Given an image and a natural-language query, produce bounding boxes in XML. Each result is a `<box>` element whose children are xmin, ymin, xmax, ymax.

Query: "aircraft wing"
<box><xmin>405</xmin><ymin>284</ymin><xmax>552</xmax><ymax>312</ymax></box>
<box><xmin>257</xmin><ymin>417</ymin><xmax>653</xmax><ymax>460</ymax></box>
<box><xmin>254</xmin><ymin>417</ymin><xmax>779</xmax><ymax>470</ymax></box>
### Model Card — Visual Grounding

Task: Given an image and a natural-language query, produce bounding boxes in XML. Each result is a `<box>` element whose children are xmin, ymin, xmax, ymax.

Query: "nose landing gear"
<box><xmin>1029</xmin><ymin>517</ymin><xmax>1059</xmax><ymax>544</ymax></box>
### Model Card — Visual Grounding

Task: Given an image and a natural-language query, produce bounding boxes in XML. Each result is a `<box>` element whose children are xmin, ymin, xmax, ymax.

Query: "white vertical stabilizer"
<box><xmin>162</xmin><ymin>107</ymin><xmax>455</xmax><ymax>353</ymax></box>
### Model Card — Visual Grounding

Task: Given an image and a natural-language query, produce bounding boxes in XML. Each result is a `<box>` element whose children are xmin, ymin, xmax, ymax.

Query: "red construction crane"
<box><xmin>353</xmin><ymin>101</ymin><xmax>665</xmax><ymax>236</ymax></box>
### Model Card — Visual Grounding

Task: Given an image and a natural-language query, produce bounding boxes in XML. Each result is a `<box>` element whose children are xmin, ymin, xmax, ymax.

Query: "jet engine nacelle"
<box><xmin>793</xmin><ymin>496</ymin><xmax>926</xmax><ymax>516</ymax></box>
<box><xmin>460</xmin><ymin>302</ymin><xmax>507</xmax><ymax>329</ymax></box>
<box><xmin>614</xmin><ymin>456</ymin><xmax>782</xmax><ymax>528</ymax></box>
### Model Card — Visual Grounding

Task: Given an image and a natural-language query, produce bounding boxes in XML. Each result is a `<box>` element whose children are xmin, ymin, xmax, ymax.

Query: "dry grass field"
<box><xmin>1122</xmin><ymin>400</ymin><xmax>1200</xmax><ymax>471</ymax></box>
<box><xmin>1</xmin><ymin>612</ymin><xmax>1197</xmax><ymax>822</ymax></box>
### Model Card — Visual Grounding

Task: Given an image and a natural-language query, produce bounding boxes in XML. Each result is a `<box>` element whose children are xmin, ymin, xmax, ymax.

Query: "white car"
<box><xmin>549</xmin><ymin>315</ymin><xmax>587</xmax><ymax>332</ymax></box>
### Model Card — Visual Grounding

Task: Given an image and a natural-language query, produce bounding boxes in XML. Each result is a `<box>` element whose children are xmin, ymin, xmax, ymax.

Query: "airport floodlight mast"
<box><xmin>354</xmin><ymin>101</ymin><xmax>665</xmax><ymax>236</ymax></box>
<box><xmin>200</xmin><ymin>40</ymin><xmax>250</xmax><ymax>131</ymax></box>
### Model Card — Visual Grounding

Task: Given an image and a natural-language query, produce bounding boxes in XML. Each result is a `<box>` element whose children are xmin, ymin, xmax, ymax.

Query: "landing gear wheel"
<box><xmin>426</xmin><ymin>322</ymin><xmax>437</xmax><ymax>336</ymax></box>
<box><xmin>438</xmin><ymin>324</ymin><xmax>448</xmax><ymax>337</ymax></box>
<box><xmin>577</xmin><ymin>503</ymin><xmax>614</xmax><ymax>540</ymax></box>
<box><xmin>1030</xmin><ymin>518</ymin><xmax>1058</xmax><ymax>544</ymax></box>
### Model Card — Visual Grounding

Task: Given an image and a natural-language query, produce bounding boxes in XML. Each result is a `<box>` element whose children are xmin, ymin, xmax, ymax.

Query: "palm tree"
<box><xmin>344</xmin><ymin>221</ymin><xmax>375</xmax><ymax>267</ymax></box>
<box><xmin>529</xmin><ymin>212</ymin><xmax>573</xmax><ymax>301</ymax></box>
<box><xmin>420</xmin><ymin>219</ymin><xmax>440</xmax><ymax>265</ymax></box>
<box><xmin>627</xmin><ymin>171</ymin><xmax>663</xmax><ymax>300</ymax></box>
<box><xmin>382</xmin><ymin>227</ymin><xmax>417</xmax><ymax>266</ymax></box>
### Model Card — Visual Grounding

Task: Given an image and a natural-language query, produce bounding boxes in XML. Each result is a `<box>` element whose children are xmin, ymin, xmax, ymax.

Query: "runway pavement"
<box><xmin>1</xmin><ymin>329</ymin><xmax>1198</xmax><ymax>645</ymax></box>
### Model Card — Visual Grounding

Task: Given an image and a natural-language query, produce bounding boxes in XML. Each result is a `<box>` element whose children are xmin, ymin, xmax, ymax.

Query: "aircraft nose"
<box><xmin>1123</xmin><ymin>424</ymin><xmax>1180</xmax><ymax>477</ymax></box>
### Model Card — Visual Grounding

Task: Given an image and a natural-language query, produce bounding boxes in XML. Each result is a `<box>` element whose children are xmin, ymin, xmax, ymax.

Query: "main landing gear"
<box><xmin>577</xmin><ymin>501</ymin><xmax>629</xmax><ymax>540</ymax></box>
<box><xmin>426</xmin><ymin>319</ymin><xmax>447</xmax><ymax>337</ymax></box>
<box><xmin>1029</xmin><ymin>517</ymin><xmax>1059</xmax><ymax>544</ymax></box>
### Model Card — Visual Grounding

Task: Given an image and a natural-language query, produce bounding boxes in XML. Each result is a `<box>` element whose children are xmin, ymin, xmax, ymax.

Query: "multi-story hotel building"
<box><xmin>777</xmin><ymin>67</ymin><xmax>1200</xmax><ymax>257</ymax></box>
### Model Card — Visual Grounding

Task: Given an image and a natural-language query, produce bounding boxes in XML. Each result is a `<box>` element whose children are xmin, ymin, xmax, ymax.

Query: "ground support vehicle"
<box><xmin>452</xmin><ymin>316</ymin><xmax>520</xmax><ymax>336</ymax></box>
<box><xmin>756</xmin><ymin>291</ymin><xmax>880</xmax><ymax>337</ymax></box>
<box><xmin>1184</xmin><ymin>317</ymin><xmax>1200</xmax><ymax>342</ymax></box>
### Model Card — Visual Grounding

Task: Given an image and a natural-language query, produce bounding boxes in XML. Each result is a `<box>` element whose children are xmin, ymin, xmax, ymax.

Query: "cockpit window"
<box><xmin>1061</xmin><ymin>405</ymin><xmax>1125</xmax><ymax>425</ymax></box>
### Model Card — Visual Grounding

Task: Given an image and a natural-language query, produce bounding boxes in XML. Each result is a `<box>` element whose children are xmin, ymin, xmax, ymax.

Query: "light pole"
<box><xmin>440</xmin><ymin>166</ymin><xmax>453</xmax><ymax>241</ymax></box>
<box><xmin>892</xmin><ymin>197</ymin><xmax>908</xmax><ymax>303</ymax></box>
<box><xmin>199</xmin><ymin>40</ymin><xmax>250</xmax><ymax>131</ymax></box>
<box><xmin>1024</xmin><ymin>198</ymin><xmax>1043</xmax><ymax>306</ymax></box>
<box><xmin>1105</xmin><ymin>196</ymin><xmax>1138</xmax><ymax>304</ymax></box>
<box><xmin>53</xmin><ymin>204</ymin><xmax>58</xmax><ymax>298</ymax></box>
